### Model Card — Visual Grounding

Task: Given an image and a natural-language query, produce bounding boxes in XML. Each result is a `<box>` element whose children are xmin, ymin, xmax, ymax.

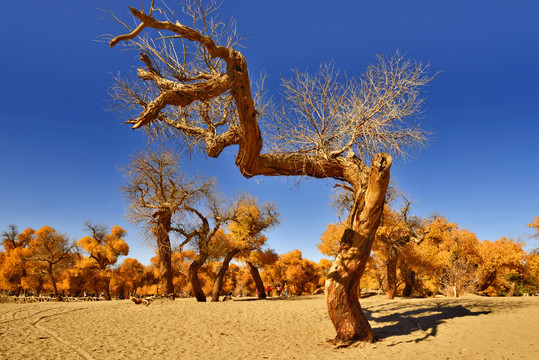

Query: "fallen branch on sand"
<box><xmin>130</xmin><ymin>294</ymin><xmax>174</xmax><ymax>306</ymax></box>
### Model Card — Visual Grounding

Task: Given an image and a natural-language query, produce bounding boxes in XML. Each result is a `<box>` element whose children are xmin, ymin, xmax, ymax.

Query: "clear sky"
<box><xmin>1</xmin><ymin>1</ymin><xmax>538</xmax><ymax>265</ymax></box>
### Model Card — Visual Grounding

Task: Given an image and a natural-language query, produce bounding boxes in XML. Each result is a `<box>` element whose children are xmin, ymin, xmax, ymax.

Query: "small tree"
<box><xmin>476</xmin><ymin>237</ymin><xmax>525</xmax><ymax>294</ymax></box>
<box><xmin>0</xmin><ymin>225</ymin><xmax>35</xmax><ymax>295</ymax></box>
<box><xmin>31</xmin><ymin>226</ymin><xmax>75</xmax><ymax>299</ymax></box>
<box><xmin>264</xmin><ymin>250</ymin><xmax>319</xmax><ymax>295</ymax></box>
<box><xmin>78</xmin><ymin>222</ymin><xmax>129</xmax><ymax>300</ymax></box>
<box><xmin>211</xmin><ymin>195</ymin><xmax>279</xmax><ymax>301</ymax></box>
<box><xmin>179</xmin><ymin>191</ymin><xmax>237</xmax><ymax>302</ymax></box>
<box><xmin>244</xmin><ymin>248</ymin><xmax>279</xmax><ymax>298</ymax></box>
<box><xmin>112</xmin><ymin>258</ymin><xmax>145</xmax><ymax>297</ymax></box>
<box><xmin>375</xmin><ymin>197</ymin><xmax>427</xmax><ymax>299</ymax></box>
<box><xmin>108</xmin><ymin>1</ymin><xmax>432</xmax><ymax>343</ymax></box>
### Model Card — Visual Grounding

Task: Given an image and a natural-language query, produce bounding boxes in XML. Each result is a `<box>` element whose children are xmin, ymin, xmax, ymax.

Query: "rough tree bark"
<box><xmin>211</xmin><ymin>248</ymin><xmax>241</xmax><ymax>302</ymax></box>
<box><xmin>152</xmin><ymin>210</ymin><xmax>175</xmax><ymax>297</ymax></box>
<box><xmin>247</xmin><ymin>261</ymin><xmax>267</xmax><ymax>299</ymax></box>
<box><xmin>325</xmin><ymin>153</ymin><xmax>392</xmax><ymax>344</ymax></box>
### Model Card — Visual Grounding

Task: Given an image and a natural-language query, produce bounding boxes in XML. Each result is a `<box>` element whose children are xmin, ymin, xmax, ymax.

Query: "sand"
<box><xmin>1</xmin><ymin>294</ymin><xmax>538</xmax><ymax>359</ymax></box>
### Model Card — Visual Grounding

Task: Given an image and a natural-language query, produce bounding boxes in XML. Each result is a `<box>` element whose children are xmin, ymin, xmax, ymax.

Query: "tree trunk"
<box><xmin>153</xmin><ymin>211</ymin><xmax>175</xmax><ymax>297</ymax></box>
<box><xmin>477</xmin><ymin>269</ymin><xmax>496</xmax><ymax>292</ymax></box>
<box><xmin>325</xmin><ymin>153</ymin><xmax>391</xmax><ymax>345</ymax></box>
<box><xmin>103</xmin><ymin>276</ymin><xmax>112</xmax><ymax>300</ymax></box>
<box><xmin>246</xmin><ymin>261</ymin><xmax>266</xmax><ymax>299</ymax></box>
<box><xmin>36</xmin><ymin>277</ymin><xmax>44</xmax><ymax>296</ymax></box>
<box><xmin>211</xmin><ymin>248</ymin><xmax>241</xmax><ymax>302</ymax></box>
<box><xmin>189</xmin><ymin>257</ymin><xmax>207</xmax><ymax>302</ymax></box>
<box><xmin>385</xmin><ymin>249</ymin><xmax>398</xmax><ymax>300</ymax></box>
<box><xmin>48</xmin><ymin>265</ymin><xmax>59</xmax><ymax>299</ymax></box>
<box><xmin>402</xmin><ymin>270</ymin><xmax>415</xmax><ymax>297</ymax></box>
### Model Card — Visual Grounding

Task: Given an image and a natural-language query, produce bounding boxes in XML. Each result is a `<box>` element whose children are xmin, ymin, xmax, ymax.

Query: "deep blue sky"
<box><xmin>1</xmin><ymin>1</ymin><xmax>538</xmax><ymax>265</ymax></box>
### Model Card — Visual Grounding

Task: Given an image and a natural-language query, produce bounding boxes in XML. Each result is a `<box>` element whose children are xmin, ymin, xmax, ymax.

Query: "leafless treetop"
<box><xmin>108</xmin><ymin>1</ymin><xmax>433</xmax><ymax>192</ymax></box>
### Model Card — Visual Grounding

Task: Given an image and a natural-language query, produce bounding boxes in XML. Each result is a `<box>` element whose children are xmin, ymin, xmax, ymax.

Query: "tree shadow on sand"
<box><xmin>363</xmin><ymin>300</ymin><xmax>491</xmax><ymax>345</ymax></box>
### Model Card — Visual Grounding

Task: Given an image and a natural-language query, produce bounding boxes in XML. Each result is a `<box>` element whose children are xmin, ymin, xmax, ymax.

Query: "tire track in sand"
<box><xmin>30</xmin><ymin>308</ymin><xmax>95</xmax><ymax>360</ymax></box>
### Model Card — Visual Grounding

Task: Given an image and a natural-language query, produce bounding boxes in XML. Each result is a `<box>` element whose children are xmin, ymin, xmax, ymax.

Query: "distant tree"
<box><xmin>0</xmin><ymin>225</ymin><xmax>35</xmax><ymax>295</ymax></box>
<box><xmin>409</xmin><ymin>217</ymin><xmax>482</xmax><ymax>297</ymax></box>
<box><xmin>108</xmin><ymin>1</ymin><xmax>432</xmax><ymax>343</ymax></box>
<box><xmin>63</xmin><ymin>254</ymin><xmax>101</xmax><ymax>297</ymax></box>
<box><xmin>112</xmin><ymin>258</ymin><xmax>145</xmax><ymax>297</ymax></box>
<box><xmin>122</xmin><ymin>149</ymin><xmax>213</xmax><ymax>297</ymax></box>
<box><xmin>31</xmin><ymin>226</ymin><xmax>75</xmax><ymax>299</ymax></box>
<box><xmin>529</xmin><ymin>216</ymin><xmax>539</xmax><ymax>240</ymax></box>
<box><xmin>375</xmin><ymin>197</ymin><xmax>427</xmax><ymax>299</ymax></box>
<box><xmin>476</xmin><ymin>237</ymin><xmax>525</xmax><ymax>294</ymax></box>
<box><xmin>524</xmin><ymin>251</ymin><xmax>539</xmax><ymax>291</ymax></box>
<box><xmin>170</xmin><ymin>250</ymin><xmax>192</xmax><ymax>294</ymax></box>
<box><xmin>179</xmin><ymin>192</ymin><xmax>237</xmax><ymax>302</ymax></box>
<box><xmin>244</xmin><ymin>248</ymin><xmax>279</xmax><ymax>298</ymax></box>
<box><xmin>316</xmin><ymin>259</ymin><xmax>333</xmax><ymax>291</ymax></box>
<box><xmin>77</xmin><ymin>222</ymin><xmax>129</xmax><ymax>300</ymax></box>
<box><xmin>211</xmin><ymin>195</ymin><xmax>279</xmax><ymax>301</ymax></box>
<box><xmin>318</xmin><ymin>223</ymin><xmax>346</xmax><ymax>259</ymax></box>
<box><xmin>263</xmin><ymin>250</ymin><xmax>321</xmax><ymax>295</ymax></box>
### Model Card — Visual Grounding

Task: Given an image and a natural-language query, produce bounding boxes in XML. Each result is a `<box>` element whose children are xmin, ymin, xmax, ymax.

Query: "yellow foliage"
<box><xmin>228</xmin><ymin>198</ymin><xmax>278</xmax><ymax>253</ymax></box>
<box><xmin>263</xmin><ymin>250</ymin><xmax>320</xmax><ymax>295</ymax></box>
<box><xmin>525</xmin><ymin>253</ymin><xmax>539</xmax><ymax>286</ymax></box>
<box><xmin>528</xmin><ymin>216</ymin><xmax>539</xmax><ymax>232</ymax></box>
<box><xmin>77</xmin><ymin>225</ymin><xmax>129</xmax><ymax>270</ymax></box>
<box><xmin>478</xmin><ymin>237</ymin><xmax>525</xmax><ymax>272</ymax></box>
<box><xmin>318</xmin><ymin>223</ymin><xmax>345</xmax><ymax>258</ymax></box>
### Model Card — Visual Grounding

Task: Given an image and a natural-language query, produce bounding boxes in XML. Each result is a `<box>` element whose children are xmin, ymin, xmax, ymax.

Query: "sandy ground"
<box><xmin>1</xmin><ymin>294</ymin><xmax>538</xmax><ymax>360</ymax></box>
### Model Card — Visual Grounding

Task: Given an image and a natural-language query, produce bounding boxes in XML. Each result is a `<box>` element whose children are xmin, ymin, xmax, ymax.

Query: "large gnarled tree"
<box><xmin>108</xmin><ymin>0</ymin><xmax>432</xmax><ymax>344</ymax></box>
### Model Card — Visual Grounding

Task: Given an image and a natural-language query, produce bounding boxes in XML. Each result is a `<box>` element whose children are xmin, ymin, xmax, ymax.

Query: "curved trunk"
<box><xmin>189</xmin><ymin>257</ymin><xmax>207</xmax><ymax>302</ymax></box>
<box><xmin>153</xmin><ymin>211</ymin><xmax>174</xmax><ymax>297</ymax></box>
<box><xmin>385</xmin><ymin>249</ymin><xmax>398</xmax><ymax>300</ymax></box>
<box><xmin>247</xmin><ymin>261</ymin><xmax>266</xmax><ymax>299</ymax></box>
<box><xmin>211</xmin><ymin>248</ymin><xmax>241</xmax><ymax>302</ymax></box>
<box><xmin>325</xmin><ymin>153</ymin><xmax>391</xmax><ymax>344</ymax></box>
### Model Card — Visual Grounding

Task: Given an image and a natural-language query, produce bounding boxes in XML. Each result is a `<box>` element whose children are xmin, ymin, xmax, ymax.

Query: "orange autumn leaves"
<box><xmin>319</xmin><ymin>214</ymin><xmax>539</xmax><ymax>297</ymax></box>
<box><xmin>0</xmin><ymin>224</ymin><xmax>128</xmax><ymax>298</ymax></box>
<box><xmin>1</xmin><ymin>222</ymin><xmax>330</xmax><ymax>299</ymax></box>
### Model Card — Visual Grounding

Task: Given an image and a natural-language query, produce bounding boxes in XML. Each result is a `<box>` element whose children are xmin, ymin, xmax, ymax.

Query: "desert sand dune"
<box><xmin>1</xmin><ymin>295</ymin><xmax>538</xmax><ymax>359</ymax></box>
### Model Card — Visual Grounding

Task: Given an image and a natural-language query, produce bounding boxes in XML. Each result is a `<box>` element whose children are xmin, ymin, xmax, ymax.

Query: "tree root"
<box><xmin>327</xmin><ymin>336</ymin><xmax>380</xmax><ymax>349</ymax></box>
